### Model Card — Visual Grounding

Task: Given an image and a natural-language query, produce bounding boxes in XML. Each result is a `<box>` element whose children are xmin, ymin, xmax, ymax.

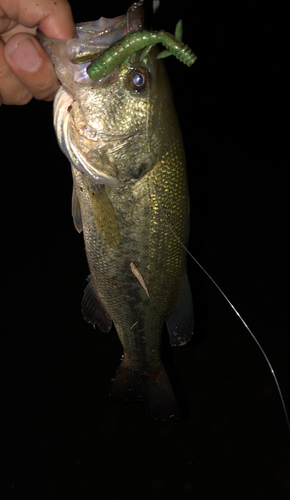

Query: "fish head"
<box><xmin>66</xmin><ymin>47</ymin><xmax>175</xmax><ymax>184</ymax></box>
<box><xmin>39</xmin><ymin>4</ymin><xmax>177</xmax><ymax>185</ymax></box>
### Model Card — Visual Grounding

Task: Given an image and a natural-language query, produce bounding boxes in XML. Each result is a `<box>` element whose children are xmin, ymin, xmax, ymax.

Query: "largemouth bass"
<box><xmin>39</xmin><ymin>2</ymin><xmax>195</xmax><ymax>419</ymax></box>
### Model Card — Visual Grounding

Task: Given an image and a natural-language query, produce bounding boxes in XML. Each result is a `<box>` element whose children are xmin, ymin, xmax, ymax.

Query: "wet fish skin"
<box><xmin>45</xmin><ymin>13</ymin><xmax>194</xmax><ymax>418</ymax></box>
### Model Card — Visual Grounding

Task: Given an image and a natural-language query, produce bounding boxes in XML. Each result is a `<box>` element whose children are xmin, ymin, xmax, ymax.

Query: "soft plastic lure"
<box><xmin>86</xmin><ymin>20</ymin><xmax>197</xmax><ymax>81</ymax></box>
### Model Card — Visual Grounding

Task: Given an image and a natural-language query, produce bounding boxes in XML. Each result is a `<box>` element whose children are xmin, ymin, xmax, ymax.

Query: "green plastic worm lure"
<box><xmin>86</xmin><ymin>20</ymin><xmax>197</xmax><ymax>81</ymax></box>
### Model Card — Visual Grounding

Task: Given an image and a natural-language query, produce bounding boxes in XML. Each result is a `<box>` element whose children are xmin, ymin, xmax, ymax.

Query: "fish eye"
<box><xmin>128</xmin><ymin>67</ymin><xmax>150</xmax><ymax>92</ymax></box>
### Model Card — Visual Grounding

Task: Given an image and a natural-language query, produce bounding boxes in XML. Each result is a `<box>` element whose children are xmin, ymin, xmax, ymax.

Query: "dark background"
<box><xmin>1</xmin><ymin>0</ymin><xmax>289</xmax><ymax>498</ymax></box>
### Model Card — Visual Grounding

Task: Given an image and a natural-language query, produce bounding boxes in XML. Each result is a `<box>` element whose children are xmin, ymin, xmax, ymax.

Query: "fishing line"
<box><xmin>154</xmin><ymin>186</ymin><xmax>290</xmax><ymax>434</ymax></box>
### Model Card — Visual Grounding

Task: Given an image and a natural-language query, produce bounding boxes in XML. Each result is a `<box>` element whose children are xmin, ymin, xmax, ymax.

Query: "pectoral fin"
<box><xmin>82</xmin><ymin>276</ymin><xmax>112</xmax><ymax>333</ymax></box>
<box><xmin>72</xmin><ymin>186</ymin><xmax>83</xmax><ymax>233</ymax></box>
<box><xmin>88</xmin><ymin>186</ymin><xmax>120</xmax><ymax>247</ymax></box>
<box><xmin>166</xmin><ymin>273</ymin><xmax>194</xmax><ymax>346</ymax></box>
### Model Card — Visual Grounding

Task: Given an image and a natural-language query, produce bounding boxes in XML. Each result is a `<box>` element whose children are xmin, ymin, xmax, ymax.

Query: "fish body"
<box><xmin>40</xmin><ymin>4</ymin><xmax>194</xmax><ymax>419</ymax></box>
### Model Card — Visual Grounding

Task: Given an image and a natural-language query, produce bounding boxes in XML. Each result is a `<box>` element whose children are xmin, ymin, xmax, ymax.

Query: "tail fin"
<box><xmin>110</xmin><ymin>359</ymin><xmax>180</xmax><ymax>420</ymax></box>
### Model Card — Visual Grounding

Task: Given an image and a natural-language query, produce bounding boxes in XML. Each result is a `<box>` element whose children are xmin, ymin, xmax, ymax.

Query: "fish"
<box><xmin>39</xmin><ymin>1</ymin><xmax>196</xmax><ymax>419</ymax></box>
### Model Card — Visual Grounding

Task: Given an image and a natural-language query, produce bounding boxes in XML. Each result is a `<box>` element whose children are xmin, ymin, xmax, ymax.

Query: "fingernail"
<box><xmin>9</xmin><ymin>38</ymin><xmax>42</xmax><ymax>72</ymax></box>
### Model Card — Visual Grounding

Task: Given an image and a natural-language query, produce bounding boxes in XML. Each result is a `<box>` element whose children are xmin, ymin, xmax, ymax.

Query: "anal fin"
<box><xmin>82</xmin><ymin>275</ymin><xmax>112</xmax><ymax>333</ymax></box>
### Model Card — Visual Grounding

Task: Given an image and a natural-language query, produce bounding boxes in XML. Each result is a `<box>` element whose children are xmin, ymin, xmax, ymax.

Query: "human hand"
<box><xmin>0</xmin><ymin>0</ymin><xmax>74</xmax><ymax>105</ymax></box>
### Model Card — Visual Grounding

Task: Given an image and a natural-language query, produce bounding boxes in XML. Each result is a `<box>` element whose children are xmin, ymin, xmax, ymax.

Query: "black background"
<box><xmin>1</xmin><ymin>1</ymin><xmax>289</xmax><ymax>498</ymax></box>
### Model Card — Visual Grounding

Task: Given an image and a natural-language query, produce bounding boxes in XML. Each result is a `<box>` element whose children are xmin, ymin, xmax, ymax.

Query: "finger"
<box><xmin>3</xmin><ymin>33</ymin><xmax>60</xmax><ymax>103</ymax></box>
<box><xmin>0</xmin><ymin>37</ymin><xmax>32</xmax><ymax>105</ymax></box>
<box><xmin>0</xmin><ymin>0</ymin><xmax>74</xmax><ymax>39</ymax></box>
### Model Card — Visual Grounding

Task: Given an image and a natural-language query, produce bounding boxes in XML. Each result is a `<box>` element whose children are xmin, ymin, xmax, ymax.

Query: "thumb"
<box><xmin>4</xmin><ymin>32</ymin><xmax>60</xmax><ymax>102</ymax></box>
